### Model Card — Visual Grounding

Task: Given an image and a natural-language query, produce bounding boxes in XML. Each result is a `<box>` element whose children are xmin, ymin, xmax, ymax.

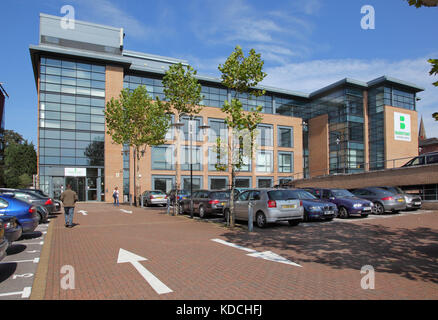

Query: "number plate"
<box><xmin>221</xmin><ymin>202</ymin><xmax>226</xmax><ymax>206</ymax></box>
<box><xmin>364</xmin><ymin>207</ymin><xmax>371</xmax><ymax>211</ymax></box>
<box><xmin>398</xmin><ymin>199</ymin><xmax>404</xmax><ymax>202</ymax></box>
<box><xmin>414</xmin><ymin>202</ymin><xmax>421</xmax><ymax>205</ymax></box>
<box><xmin>324</xmin><ymin>210</ymin><xmax>334</xmax><ymax>215</ymax></box>
<box><xmin>282</xmin><ymin>205</ymin><xmax>297</xmax><ymax>209</ymax></box>
<box><xmin>155</xmin><ymin>196</ymin><xmax>163</xmax><ymax>199</ymax></box>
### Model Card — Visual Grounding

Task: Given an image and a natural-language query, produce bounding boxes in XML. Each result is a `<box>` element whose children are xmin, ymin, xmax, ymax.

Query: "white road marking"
<box><xmin>20</xmin><ymin>241</ymin><xmax>44</xmax><ymax>245</ymax></box>
<box><xmin>117</xmin><ymin>248</ymin><xmax>172</xmax><ymax>295</ymax></box>
<box><xmin>1</xmin><ymin>258</ymin><xmax>39</xmax><ymax>264</ymax></box>
<box><xmin>0</xmin><ymin>287</ymin><xmax>32</xmax><ymax>299</ymax></box>
<box><xmin>79</xmin><ymin>210</ymin><xmax>88</xmax><ymax>216</ymax></box>
<box><xmin>13</xmin><ymin>273</ymin><xmax>34</xmax><ymax>279</ymax></box>
<box><xmin>26</xmin><ymin>250</ymin><xmax>40</xmax><ymax>253</ymax></box>
<box><xmin>211</xmin><ymin>239</ymin><xmax>301</xmax><ymax>267</ymax></box>
<box><xmin>120</xmin><ymin>209</ymin><xmax>133</xmax><ymax>214</ymax></box>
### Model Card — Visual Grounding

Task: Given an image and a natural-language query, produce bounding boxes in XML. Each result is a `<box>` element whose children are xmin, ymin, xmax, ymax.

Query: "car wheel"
<box><xmin>199</xmin><ymin>206</ymin><xmax>206</xmax><ymax>219</ymax></box>
<box><xmin>288</xmin><ymin>220</ymin><xmax>300</xmax><ymax>226</ymax></box>
<box><xmin>373</xmin><ymin>202</ymin><xmax>385</xmax><ymax>215</ymax></box>
<box><xmin>339</xmin><ymin>206</ymin><xmax>349</xmax><ymax>219</ymax></box>
<box><xmin>256</xmin><ymin>211</ymin><xmax>267</xmax><ymax>228</ymax></box>
<box><xmin>38</xmin><ymin>213</ymin><xmax>43</xmax><ymax>224</ymax></box>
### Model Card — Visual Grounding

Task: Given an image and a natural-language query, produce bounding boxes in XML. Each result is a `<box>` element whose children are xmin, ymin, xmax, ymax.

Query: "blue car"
<box><xmin>287</xmin><ymin>189</ymin><xmax>338</xmax><ymax>221</ymax></box>
<box><xmin>0</xmin><ymin>195</ymin><xmax>39</xmax><ymax>233</ymax></box>
<box><xmin>1</xmin><ymin>216</ymin><xmax>23</xmax><ymax>248</ymax></box>
<box><xmin>0</xmin><ymin>220</ymin><xmax>8</xmax><ymax>261</ymax></box>
<box><xmin>303</xmin><ymin>188</ymin><xmax>373</xmax><ymax>219</ymax></box>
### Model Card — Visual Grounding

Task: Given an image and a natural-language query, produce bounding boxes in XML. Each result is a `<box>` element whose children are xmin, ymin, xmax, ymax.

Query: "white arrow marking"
<box><xmin>211</xmin><ymin>239</ymin><xmax>301</xmax><ymax>267</ymax></box>
<box><xmin>117</xmin><ymin>249</ymin><xmax>172</xmax><ymax>295</ymax></box>
<box><xmin>0</xmin><ymin>287</ymin><xmax>32</xmax><ymax>298</ymax></box>
<box><xmin>26</xmin><ymin>250</ymin><xmax>40</xmax><ymax>253</ymax></box>
<box><xmin>21</xmin><ymin>241</ymin><xmax>44</xmax><ymax>245</ymax></box>
<box><xmin>120</xmin><ymin>209</ymin><xmax>132</xmax><ymax>214</ymax></box>
<box><xmin>79</xmin><ymin>210</ymin><xmax>88</xmax><ymax>216</ymax></box>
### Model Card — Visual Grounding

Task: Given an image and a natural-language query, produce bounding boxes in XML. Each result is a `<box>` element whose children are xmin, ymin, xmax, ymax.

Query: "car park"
<box><xmin>379</xmin><ymin>186</ymin><xmax>422</xmax><ymax>211</ymax></box>
<box><xmin>304</xmin><ymin>188</ymin><xmax>373</xmax><ymax>219</ymax></box>
<box><xmin>0</xmin><ymin>188</ymin><xmax>55</xmax><ymax>214</ymax></box>
<box><xmin>402</xmin><ymin>151</ymin><xmax>438</xmax><ymax>167</ymax></box>
<box><xmin>181</xmin><ymin>190</ymin><xmax>230</xmax><ymax>218</ymax></box>
<box><xmin>1</xmin><ymin>216</ymin><xmax>22</xmax><ymax>248</ymax></box>
<box><xmin>167</xmin><ymin>189</ymin><xmax>191</xmax><ymax>208</ymax></box>
<box><xmin>231</xmin><ymin>189</ymin><xmax>304</xmax><ymax>228</ymax></box>
<box><xmin>140</xmin><ymin>190</ymin><xmax>168</xmax><ymax>207</ymax></box>
<box><xmin>349</xmin><ymin>187</ymin><xmax>406</xmax><ymax>215</ymax></box>
<box><xmin>0</xmin><ymin>220</ymin><xmax>8</xmax><ymax>261</ymax></box>
<box><xmin>285</xmin><ymin>189</ymin><xmax>337</xmax><ymax>221</ymax></box>
<box><xmin>0</xmin><ymin>195</ymin><xmax>39</xmax><ymax>233</ymax></box>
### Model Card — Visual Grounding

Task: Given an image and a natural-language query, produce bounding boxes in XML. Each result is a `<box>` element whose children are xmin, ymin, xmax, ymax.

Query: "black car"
<box><xmin>1</xmin><ymin>216</ymin><xmax>22</xmax><ymax>248</ymax></box>
<box><xmin>180</xmin><ymin>190</ymin><xmax>230</xmax><ymax>218</ymax></box>
<box><xmin>402</xmin><ymin>152</ymin><xmax>438</xmax><ymax>167</ymax></box>
<box><xmin>0</xmin><ymin>188</ymin><xmax>56</xmax><ymax>215</ymax></box>
<box><xmin>20</xmin><ymin>188</ymin><xmax>62</xmax><ymax>212</ymax></box>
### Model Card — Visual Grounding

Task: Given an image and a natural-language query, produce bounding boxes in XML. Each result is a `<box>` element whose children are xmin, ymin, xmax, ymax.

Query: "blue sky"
<box><xmin>1</xmin><ymin>0</ymin><xmax>437</xmax><ymax>145</ymax></box>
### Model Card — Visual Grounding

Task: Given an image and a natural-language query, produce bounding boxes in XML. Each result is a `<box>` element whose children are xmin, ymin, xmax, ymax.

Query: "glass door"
<box><xmin>65</xmin><ymin>177</ymin><xmax>86</xmax><ymax>201</ymax></box>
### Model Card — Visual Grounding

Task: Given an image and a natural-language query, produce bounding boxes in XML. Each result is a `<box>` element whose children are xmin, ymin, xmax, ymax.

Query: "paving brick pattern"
<box><xmin>41</xmin><ymin>204</ymin><xmax>438</xmax><ymax>300</ymax></box>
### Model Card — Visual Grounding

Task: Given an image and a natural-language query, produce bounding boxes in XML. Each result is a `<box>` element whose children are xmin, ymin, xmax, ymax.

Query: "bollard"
<box><xmin>140</xmin><ymin>195</ymin><xmax>144</xmax><ymax>208</ymax></box>
<box><xmin>248</xmin><ymin>200</ymin><xmax>254</xmax><ymax>232</ymax></box>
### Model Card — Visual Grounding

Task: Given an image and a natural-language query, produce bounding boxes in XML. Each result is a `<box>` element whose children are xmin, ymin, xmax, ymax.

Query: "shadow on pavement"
<box><xmin>0</xmin><ymin>263</ymin><xmax>17</xmax><ymax>283</ymax></box>
<box><xmin>219</xmin><ymin>222</ymin><xmax>438</xmax><ymax>284</ymax></box>
<box><xmin>6</xmin><ymin>244</ymin><xmax>27</xmax><ymax>255</ymax></box>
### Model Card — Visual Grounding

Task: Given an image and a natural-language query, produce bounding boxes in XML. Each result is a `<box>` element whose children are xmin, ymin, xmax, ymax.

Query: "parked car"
<box><xmin>180</xmin><ymin>190</ymin><xmax>230</xmax><ymax>218</ymax></box>
<box><xmin>0</xmin><ymin>188</ymin><xmax>55</xmax><ymax>214</ymax></box>
<box><xmin>303</xmin><ymin>188</ymin><xmax>373</xmax><ymax>219</ymax></box>
<box><xmin>402</xmin><ymin>151</ymin><xmax>438</xmax><ymax>167</ymax></box>
<box><xmin>1</xmin><ymin>216</ymin><xmax>22</xmax><ymax>248</ymax></box>
<box><xmin>349</xmin><ymin>187</ymin><xmax>406</xmax><ymax>215</ymax></box>
<box><xmin>167</xmin><ymin>189</ymin><xmax>191</xmax><ymax>206</ymax></box>
<box><xmin>0</xmin><ymin>195</ymin><xmax>39</xmax><ymax>233</ymax></box>
<box><xmin>0</xmin><ymin>220</ymin><xmax>8</xmax><ymax>261</ymax></box>
<box><xmin>20</xmin><ymin>188</ymin><xmax>62</xmax><ymax>212</ymax></box>
<box><xmin>286</xmin><ymin>189</ymin><xmax>337</xmax><ymax>221</ymax></box>
<box><xmin>230</xmin><ymin>189</ymin><xmax>304</xmax><ymax>228</ymax></box>
<box><xmin>140</xmin><ymin>190</ymin><xmax>168</xmax><ymax>207</ymax></box>
<box><xmin>378</xmin><ymin>186</ymin><xmax>422</xmax><ymax>211</ymax></box>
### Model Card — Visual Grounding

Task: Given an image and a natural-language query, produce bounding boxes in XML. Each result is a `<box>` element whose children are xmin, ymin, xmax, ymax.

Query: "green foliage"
<box><xmin>84</xmin><ymin>140</ymin><xmax>104</xmax><ymax>166</ymax></box>
<box><xmin>3</xmin><ymin>140</ymin><xmax>37</xmax><ymax>188</ymax></box>
<box><xmin>18</xmin><ymin>173</ymin><xmax>33</xmax><ymax>188</ymax></box>
<box><xmin>3</xmin><ymin>129</ymin><xmax>24</xmax><ymax>147</ymax></box>
<box><xmin>162</xmin><ymin>63</ymin><xmax>203</xmax><ymax>115</ymax></box>
<box><xmin>407</xmin><ymin>0</ymin><xmax>438</xmax><ymax>7</ymax></box>
<box><xmin>428</xmin><ymin>59</ymin><xmax>438</xmax><ymax>87</ymax></box>
<box><xmin>104</xmin><ymin>85</ymin><xmax>171</xmax><ymax>152</ymax></box>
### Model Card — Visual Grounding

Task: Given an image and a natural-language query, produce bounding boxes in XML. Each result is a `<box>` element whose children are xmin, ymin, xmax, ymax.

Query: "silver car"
<box><xmin>230</xmin><ymin>189</ymin><xmax>304</xmax><ymax>228</ymax></box>
<box><xmin>140</xmin><ymin>190</ymin><xmax>168</xmax><ymax>207</ymax></box>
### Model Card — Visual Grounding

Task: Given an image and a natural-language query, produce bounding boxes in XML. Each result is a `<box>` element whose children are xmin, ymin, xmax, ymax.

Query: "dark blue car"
<box><xmin>303</xmin><ymin>188</ymin><xmax>373</xmax><ymax>219</ymax></box>
<box><xmin>1</xmin><ymin>216</ymin><xmax>23</xmax><ymax>248</ymax></box>
<box><xmin>287</xmin><ymin>189</ymin><xmax>338</xmax><ymax>221</ymax></box>
<box><xmin>0</xmin><ymin>195</ymin><xmax>39</xmax><ymax>233</ymax></box>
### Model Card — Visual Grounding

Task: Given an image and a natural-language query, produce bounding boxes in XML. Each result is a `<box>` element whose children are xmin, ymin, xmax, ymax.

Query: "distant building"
<box><xmin>419</xmin><ymin>138</ymin><xmax>438</xmax><ymax>154</ymax></box>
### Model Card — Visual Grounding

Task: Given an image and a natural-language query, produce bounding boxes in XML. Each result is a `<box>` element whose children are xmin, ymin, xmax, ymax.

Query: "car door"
<box><xmin>235</xmin><ymin>191</ymin><xmax>251</xmax><ymax>220</ymax></box>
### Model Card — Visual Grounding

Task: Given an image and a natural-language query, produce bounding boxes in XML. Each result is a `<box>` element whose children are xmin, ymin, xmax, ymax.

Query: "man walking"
<box><xmin>60</xmin><ymin>184</ymin><xmax>78</xmax><ymax>228</ymax></box>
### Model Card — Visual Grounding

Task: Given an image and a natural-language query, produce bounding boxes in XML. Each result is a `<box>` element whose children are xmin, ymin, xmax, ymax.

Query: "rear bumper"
<box><xmin>383</xmin><ymin>202</ymin><xmax>406</xmax><ymax>212</ymax></box>
<box><xmin>266</xmin><ymin>208</ymin><xmax>304</xmax><ymax>222</ymax></box>
<box><xmin>19</xmin><ymin>218</ymin><xmax>39</xmax><ymax>233</ymax></box>
<box><xmin>5</xmin><ymin>226</ymin><xmax>23</xmax><ymax>245</ymax></box>
<box><xmin>149</xmin><ymin>199</ymin><xmax>167</xmax><ymax>205</ymax></box>
<box><xmin>0</xmin><ymin>239</ymin><xmax>8</xmax><ymax>261</ymax></box>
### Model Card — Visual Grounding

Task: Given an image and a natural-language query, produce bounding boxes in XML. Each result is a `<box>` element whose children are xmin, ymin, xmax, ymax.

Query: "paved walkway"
<box><xmin>31</xmin><ymin>203</ymin><xmax>438</xmax><ymax>300</ymax></box>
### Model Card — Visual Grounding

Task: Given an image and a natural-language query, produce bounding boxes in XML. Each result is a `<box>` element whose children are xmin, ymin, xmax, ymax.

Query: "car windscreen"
<box><xmin>287</xmin><ymin>190</ymin><xmax>317</xmax><ymax>200</ymax></box>
<box><xmin>209</xmin><ymin>192</ymin><xmax>230</xmax><ymax>200</ymax></box>
<box><xmin>331</xmin><ymin>189</ymin><xmax>355</xmax><ymax>197</ymax></box>
<box><xmin>150</xmin><ymin>191</ymin><xmax>165</xmax><ymax>195</ymax></box>
<box><xmin>384</xmin><ymin>187</ymin><xmax>403</xmax><ymax>194</ymax></box>
<box><xmin>268</xmin><ymin>190</ymin><xmax>298</xmax><ymax>201</ymax></box>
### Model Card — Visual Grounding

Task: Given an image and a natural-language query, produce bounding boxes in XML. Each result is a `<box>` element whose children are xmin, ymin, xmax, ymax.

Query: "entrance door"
<box><xmin>51</xmin><ymin>177</ymin><xmax>65</xmax><ymax>200</ymax></box>
<box><xmin>66</xmin><ymin>177</ymin><xmax>86</xmax><ymax>202</ymax></box>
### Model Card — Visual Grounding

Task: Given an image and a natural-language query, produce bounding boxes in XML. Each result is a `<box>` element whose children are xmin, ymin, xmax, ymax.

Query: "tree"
<box><xmin>406</xmin><ymin>0</ymin><xmax>438</xmax><ymax>120</ymax></box>
<box><xmin>162</xmin><ymin>63</ymin><xmax>203</xmax><ymax>216</ymax></box>
<box><xmin>84</xmin><ymin>140</ymin><xmax>104</xmax><ymax>166</ymax></box>
<box><xmin>3</xmin><ymin>140</ymin><xmax>37</xmax><ymax>188</ymax></box>
<box><xmin>105</xmin><ymin>85</ymin><xmax>170</xmax><ymax>205</ymax></box>
<box><xmin>217</xmin><ymin>45</ymin><xmax>267</xmax><ymax>228</ymax></box>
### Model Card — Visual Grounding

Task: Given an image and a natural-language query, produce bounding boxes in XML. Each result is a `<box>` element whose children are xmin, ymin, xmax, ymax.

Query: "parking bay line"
<box><xmin>0</xmin><ymin>287</ymin><xmax>32</xmax><ymax>299</ymax></box>
<box><xmin>1</xmin><ymin>258</ymin><xmax>40</xmax><ymax>264</ymax></box>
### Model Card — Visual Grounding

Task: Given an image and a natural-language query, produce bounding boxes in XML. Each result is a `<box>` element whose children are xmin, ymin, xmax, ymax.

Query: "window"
<box><xmin>208</xmin><ymin>146</ymin><xmax>227</xmax><ymax>171</ymax></box>
<box><xmin>182</xmin><ymin>176</ymin><xmax>202</xmax><ymax>191</ymax></box>
<box><xmin>151</xmin><ymin>146</ymin><xmax>174</xmax><ymax>170</ymax></box>
<box><xmin>256</xmin><ymin>150</ymin><xmax>273</xmax><ymax>173</ymax></box>
<box><xmin>235</xmin><ymin>177</ymin><xmax>251</xmax><ymax>188</ymax></box>
<box><xmin>278</xmin><ymin>152</ymin><xmax>294</xmax><ymax>173</ymax></box>
<box><xmin>238</xmin><ymin>191</ymin><xmax>251</xmax><ymax>201</ymax></box>
<box><xmin>209</xmin><ymin>177</ymin><xmax>228</xmax><ymax>190</ymax></box>
<box><xmin>181</xmin><ymin>146</ymin><xmax>202</xmax><ymax>171</ymax></box>
<box><xmin>181</xmin><ymin>116</ymin><xmax>203</xmax><ymax>141</ymax></box>
<box><xmin>278</xmin><ymin>126</ymin><xmax>293</xmax><ymax>148</ymax></box>
<box><xmin>257</xmin><ymin>124</ymin><xmax>273</xmax><ymax>146</ymax></box>
<box><xmin>257</xmin><ymin>178</ymin><xmax>273</xmax><ymax>188</ymax></box>
<box><xmin>0</xmin><ymin>198</ymin><xmax>9</xmax><ymax>209</ymax></box>
<box><xmin>208</xmin><ymin>119</ymin><xmax>227</xmax><ymax>143</ymax></box>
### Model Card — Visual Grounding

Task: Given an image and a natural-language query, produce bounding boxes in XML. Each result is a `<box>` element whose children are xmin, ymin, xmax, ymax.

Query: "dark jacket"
<box><xmin>60</xmin><ymin>189</ymin><xmax>78</xmax><ymax>207</ymax></box>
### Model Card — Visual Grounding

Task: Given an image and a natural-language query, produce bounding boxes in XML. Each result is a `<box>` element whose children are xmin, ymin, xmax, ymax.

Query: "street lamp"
<box><xmin>171</xmin><ymin>117</ymin><xmax>185</xmax><ymax>216</ymax></box>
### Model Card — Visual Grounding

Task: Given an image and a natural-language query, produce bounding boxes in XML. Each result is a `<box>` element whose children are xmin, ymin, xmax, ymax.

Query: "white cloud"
<box><xmin>263</xmin><ymin>56</ymin><xmax>438</xmax><ymax>137</ymax></box>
